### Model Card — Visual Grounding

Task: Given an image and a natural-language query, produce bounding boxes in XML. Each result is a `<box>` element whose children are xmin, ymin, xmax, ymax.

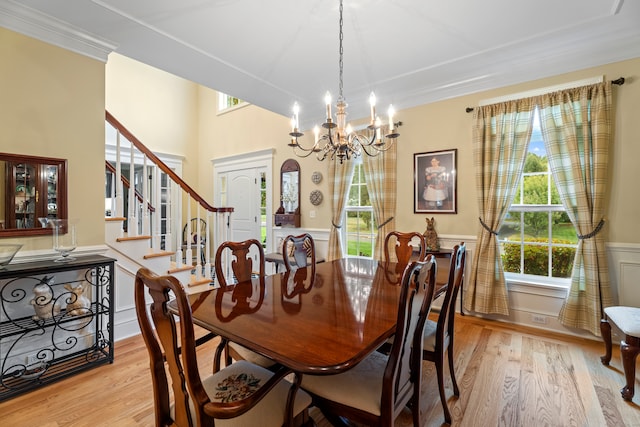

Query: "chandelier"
<box><xmin>288</xmin><ymin>0</ymin><xmax>400</xmax><ymax>163</ymax></box>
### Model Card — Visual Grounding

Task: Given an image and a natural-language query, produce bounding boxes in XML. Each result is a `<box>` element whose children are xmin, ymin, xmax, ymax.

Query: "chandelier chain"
<box><xmin>338</xmin><ymin>0</ymin><xmax>344</xmax><ymax>101</ymax></box>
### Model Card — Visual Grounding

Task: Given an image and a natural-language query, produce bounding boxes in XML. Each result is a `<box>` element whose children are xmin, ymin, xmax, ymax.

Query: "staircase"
<box><xmin>104</xmin><ymin>111</ymin><xmax>233</xmax><ymax>299</ymax></box>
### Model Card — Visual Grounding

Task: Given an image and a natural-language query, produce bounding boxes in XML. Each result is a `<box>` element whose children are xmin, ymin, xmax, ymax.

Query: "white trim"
<box><xmin>0</xmin><ymin>0</ymin><xmax>116</xmax><ymax>62</ymax></box>
<box><xmin>479</xmin><ymin>76</ymin><xmax>604</xmax><ymax>106</ymax></box>
<box><xmin>212</xmin><ymin>149</ymin><xmax>274</xmax><ymax>170</ymax></box>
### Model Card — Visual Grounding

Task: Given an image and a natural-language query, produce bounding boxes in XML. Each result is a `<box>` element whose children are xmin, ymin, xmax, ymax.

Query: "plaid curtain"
<box><xmin>537</xmin><ymin>82</ymin><xmax>613</xmax><ymax>336</ymax></box>
<box><xmin>363</xmin><ymin>144</ymin><xmax>397</xmax><ymax>261</ymax></box>
<box><xmin>464</xmin><ymin>99</ymin><xmax>535</xmax><ymax>315</ymax></box>
<box><xmin>327</xmin><ymin>159</ymin><xmax>355</xmax><ymax>261</ymax></box>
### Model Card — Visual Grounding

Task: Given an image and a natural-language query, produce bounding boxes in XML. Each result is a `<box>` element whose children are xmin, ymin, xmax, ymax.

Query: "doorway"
<box><xmin>212</xmin><ymin>149</ymin><xmax>274</xmax><ymax>261</ymax></box>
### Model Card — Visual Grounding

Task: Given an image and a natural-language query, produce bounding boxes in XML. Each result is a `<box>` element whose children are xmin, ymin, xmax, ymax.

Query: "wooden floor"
<box><xmin>1</xmin><ymin>315</ymin><xmax>638</xmax><ymax>426</ymax></box>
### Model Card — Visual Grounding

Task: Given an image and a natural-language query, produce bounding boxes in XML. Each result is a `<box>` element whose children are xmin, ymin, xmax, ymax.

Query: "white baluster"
<box><xmin>175</xmin><ymin>183</ymin><xmax>183</xmax><ymax>267</ymax></box>
<box><xmin>142</xmin><ymin>155</ymin><xmax>150</xmax><ymax>238</ymax></box>
<box><xmin>128</xmin><ymin>144</ymin><xmax>138</xmax><ymax>236</ymax></box>
<box><xmin>153</xmin><ymin>165</ymin><xmax>161</xmax><ymax>251</ymax></box>
<box><xmin>115</xmin><ymin>132</ymin><xmax>124</xmax><ymax>237</ymax></box>
<box><xmin>185</xmin><ymin>195</ymin><xmax>192</xmax><ymax>268</ymax></box>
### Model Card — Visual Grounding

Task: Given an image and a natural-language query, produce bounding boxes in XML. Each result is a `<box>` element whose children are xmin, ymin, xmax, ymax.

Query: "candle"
<box><xmin>324</xmin><ymin>92</ymin><xmax>332</xmax><ymax>121</ymax></box>
<box><xmin>290</xmin><ymin>116</ymin><xmax>296</xmax><ymax>132</ymax></box>
<box><xmin>388</xmin><ymin>105</ymin><xmax>395</xmax><ymax>131</ymax></box>
<box><xmin>292</xmin><ymin>102</ymin><xmax>300</xmax><ymax>130</ymax></box>
<box><xmin>314</xmin><ymin>125</ymin><xmax>320</xmax><ymax>143</ymax></box>
<box><xmin>369</xmin><ymin>92</ymin><xmax>376</xmax><ymax>123</ymax></box>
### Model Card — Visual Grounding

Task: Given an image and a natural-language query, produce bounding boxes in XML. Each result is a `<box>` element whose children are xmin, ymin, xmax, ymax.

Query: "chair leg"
<box><xmin>447</xmin><ymin>343</ymin><xmax>459</xmax><ymax>397</ymax></box>
<box><xmin>213</xmin><ymin>338</ymin><xmax>228</xmax><ymax>373</ymax></box>
<box><xmin>620</xmin><ymin>335</ymin><xmax>640</xmax><ymax>401</ymax></box>
<box><xmin>600</xmin><ymin>318</ymin><xmax>612</xmax><ymax>365</ymax></box>
<box><xmin>435</xmin><ymin>352</ymin><xmax>452</xmax><ymax>424</ymax></box>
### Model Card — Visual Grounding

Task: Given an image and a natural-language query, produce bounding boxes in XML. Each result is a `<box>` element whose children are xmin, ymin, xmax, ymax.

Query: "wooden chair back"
<box><xmin>437</xmin><ymin>243</ymin><xmax>466</xmax><ymax>345</ymax></box>
<box><xmin>134</xmin><ymin>267</ymin><xmax>298</xmax><ymax>427</ymax></box>
<box><xmin>382</xmin><ymin>257</ymin><xmax>437</xmax><ymax>424</ymax></box>
<box><xmin>384</xmin><ymin>231</ymin><xmax>427</xmax><ymax>265</ymax></box>
<box><xmin>282</xmin><ymin>233</ymin><xmax>316</xmax><ymax>272</ymax></box>
<box><xmin>215</xmin><ymin>239</ymin><xmax>265</xmax><ymax>287</ymax></box>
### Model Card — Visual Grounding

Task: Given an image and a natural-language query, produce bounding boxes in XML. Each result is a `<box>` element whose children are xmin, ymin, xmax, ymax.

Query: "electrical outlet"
<box><xmin>531</xmin><ymin>314</ymin><xmax>547</xmax><ymax>324</ymax></box>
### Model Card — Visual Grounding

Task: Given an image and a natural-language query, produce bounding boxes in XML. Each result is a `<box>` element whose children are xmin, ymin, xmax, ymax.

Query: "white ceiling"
<box><xmin>2</xmin><ymin>0</ymin><xmax>639</xmax><ymax>129</ymax></box>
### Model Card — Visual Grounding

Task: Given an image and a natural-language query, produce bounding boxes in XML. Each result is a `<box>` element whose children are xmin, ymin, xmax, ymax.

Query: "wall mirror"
<box><xmin>275</xmin><ymin>158</ymin><xmax>301</xmax><ymax>227</ymax></box>
<box><xmin>0</xmin><ymin>153</ymin><xmax>68</xmax><ymax>237</ymax></box>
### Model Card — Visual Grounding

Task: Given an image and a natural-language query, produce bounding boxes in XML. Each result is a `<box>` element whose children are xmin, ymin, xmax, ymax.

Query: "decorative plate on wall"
<box><xmin>311</xmin><ymin>171</ymin><xmax>323</xmax><ymax>184</ymax></box>
<box><xmin>309</xmin><ymin>190</ymin><xmax>323</xmax><ymax>206</ymax></box>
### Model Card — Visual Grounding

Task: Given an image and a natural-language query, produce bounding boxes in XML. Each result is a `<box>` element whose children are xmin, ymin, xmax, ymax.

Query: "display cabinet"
<box><xmin>0</xmin><ymin>255</ymin><xmax>114</xmax><ymax>401</ymax></box>
<box><xmin>1</xmin><ymin>153</ymin><xmax>67</xmax><ymax>236</ymax></box>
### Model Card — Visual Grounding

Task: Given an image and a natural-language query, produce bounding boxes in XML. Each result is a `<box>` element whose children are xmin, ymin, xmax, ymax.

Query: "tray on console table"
<box><xmin>0</xmin><ymin>255</ymin><xmax>115</xmax><ymax>401</ymax></box>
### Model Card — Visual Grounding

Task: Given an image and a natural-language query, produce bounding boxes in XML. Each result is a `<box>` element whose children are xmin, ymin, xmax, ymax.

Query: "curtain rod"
<box><xmin>465</xmin><ymin>77</ymin><xmax>625</xmax><ymax>113</ymax></box>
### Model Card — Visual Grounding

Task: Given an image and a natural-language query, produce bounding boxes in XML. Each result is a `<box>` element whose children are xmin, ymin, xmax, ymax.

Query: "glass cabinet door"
<box><xmin>1</xmin><ymin>153</ymin><xmax>67</xmax><ymax>236</ymax></box>
<box><xmin>13</xmin><ymin>163</ymin><xmax>37</xmax><ymax>229</ymax></box>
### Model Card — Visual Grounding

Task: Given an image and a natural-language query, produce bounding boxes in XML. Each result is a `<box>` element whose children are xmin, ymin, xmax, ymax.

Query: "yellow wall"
<box><xmin>0</xmin><ymin>28</ymin><xmax>105</xmax><ymax>251</ymax></box>
<box><xmin>94</xmin><ymin>42</ymin><xmax>640</xmax><ymax>247</ymax></box>
<box><xmin>194</xmin><ymin>58</ymin><xmax>640</xmax><ymax>245</ymax></box>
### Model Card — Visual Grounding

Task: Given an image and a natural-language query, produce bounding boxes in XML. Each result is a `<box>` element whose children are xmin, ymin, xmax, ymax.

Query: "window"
<box><xmin>344</xmin><ymin>159</ymin><xmax>376</xmax><ymax>258</ymax></box>
<box><xmin>499</xmin><ymin>109</ymin><xmax>577</xmax><ymax>281</ymax></box>
<box><xmin>217</xmin><ymin>93</ymin><xmax>246</xmax><ymax>113</ymax></box>
<box><xmin>260</xmin><ymin>171</ymin><xmax>267</xmax><ymax>247</ymax></box>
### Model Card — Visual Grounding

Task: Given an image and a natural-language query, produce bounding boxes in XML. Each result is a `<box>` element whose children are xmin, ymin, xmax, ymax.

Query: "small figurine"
<box><xmin>423</xmin><ymin>217</ymin><xmax>440</xmax><ymax>251</ymax></box>
<box><xmin>63</xmin><ymin>284</ymin><xmax>91</xmax><ymax>316</ymax></box>
<box><xmin>30</xmin><ymin>276</ymin><xmax>60</xmax><ymax>321</ymax></box>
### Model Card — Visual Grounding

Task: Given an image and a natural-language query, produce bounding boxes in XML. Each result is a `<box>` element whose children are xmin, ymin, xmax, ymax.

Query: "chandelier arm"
<box><xmin>292</xmin><ymin>145</ymin><xmax>319</xmax><ymax>158</ymax></box>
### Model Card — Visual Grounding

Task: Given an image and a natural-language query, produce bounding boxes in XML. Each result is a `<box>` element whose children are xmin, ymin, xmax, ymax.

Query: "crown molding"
<box><xmin>0</xmin><ymin>0</ymin><xmax>117</xmax><ymax>62</ymax></box>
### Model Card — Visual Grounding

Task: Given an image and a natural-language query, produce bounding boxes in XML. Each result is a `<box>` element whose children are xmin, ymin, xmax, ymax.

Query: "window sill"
<box><xmin>505</xmin><ymin>273</ymin><xmax>570</xmax><ymax>293</ymax></box>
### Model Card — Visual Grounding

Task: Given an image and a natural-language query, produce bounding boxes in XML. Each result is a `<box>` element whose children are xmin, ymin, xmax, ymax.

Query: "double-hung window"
<box><xmin>343</xmin><ymin>158</ymin><xmax>376</xmax><ymax>258</ymax></box>
<box><xmin>499</xmin><ymin>109</ymin><xmax>577</xmax><ymax>283</ymax></box>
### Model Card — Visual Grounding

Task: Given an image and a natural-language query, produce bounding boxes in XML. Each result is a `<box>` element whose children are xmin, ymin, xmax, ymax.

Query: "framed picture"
<box><xmin>414</xmin><ymin>149</ymin><xmax>457</xmax><ymax>214</ymax></box>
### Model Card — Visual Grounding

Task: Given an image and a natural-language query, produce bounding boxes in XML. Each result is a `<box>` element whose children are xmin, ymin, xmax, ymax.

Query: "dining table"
<box><xmin>171</xmin><ymin>257</ymin><xmax>450</xmax><ymax>375</ymax></box>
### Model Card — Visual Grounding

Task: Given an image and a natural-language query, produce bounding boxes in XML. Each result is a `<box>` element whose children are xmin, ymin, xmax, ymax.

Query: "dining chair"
<box><xmin>134</xmin><ymin>267</ymin><xmax>312</xmax><ymax>427</ymax></box>
<box><xmin>384</xmin><ymin>230</ymin><xmax>427</xmax><ymax>265</ymax></box>
<box><xmin>214</xmin><ymin>239</ymin><xmax>277</xmax><ymax>370</ymax></box>
<box><xmin>600</xmin><ymin>306</ymin><xmax>640</xmax><ymax>401</ymax></box>
<box><xmin>422</xmin><ymin>242</ymin><xmax>466</xmax><ymax>424</ymax></box>
<box><xmin>282</xmin><ymin>233</ymin><xmax>316</xmax><ymax>273</ymax></box>
<box><xmin>300</xmin><ymin>258</ymin><xmax>437</xmax><ymax>427</ymax></box>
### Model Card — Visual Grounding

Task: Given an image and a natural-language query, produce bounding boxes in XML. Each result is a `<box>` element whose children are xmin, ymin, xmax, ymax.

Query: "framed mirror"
<box><xmin>1</xmin><ymin>153</ymin><xmax>68</xmax><ymax>237</ymax></box>
<box><xmin>275</xmin><ymin>159</ymin><xmax>300</xmax><ymax>227</ymax></box>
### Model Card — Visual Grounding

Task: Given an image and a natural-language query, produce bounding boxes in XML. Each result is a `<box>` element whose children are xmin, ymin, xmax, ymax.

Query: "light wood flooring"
<box><xmin>1</xmin><ymin>315</ymin><xmax>638</xmax><ymax>426</ymax></box>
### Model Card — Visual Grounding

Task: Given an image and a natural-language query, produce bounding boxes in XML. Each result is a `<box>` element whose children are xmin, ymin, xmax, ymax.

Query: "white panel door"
<box><xmin>227</xmin><ymin>168</ymin><xmax>260</xmax><ymax>260</ymax></box>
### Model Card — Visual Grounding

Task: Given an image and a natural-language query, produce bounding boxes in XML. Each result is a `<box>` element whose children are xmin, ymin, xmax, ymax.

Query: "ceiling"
<box><xmin>2</xmin><ymin>0</ymin><xmax>640</xmax><ymax>129</ymax></box>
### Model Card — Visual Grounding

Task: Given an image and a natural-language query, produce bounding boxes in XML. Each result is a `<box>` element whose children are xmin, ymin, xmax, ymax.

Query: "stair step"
<box><xmin>168</xmin><ymin>264</ymin><xmax>193</xmax><ymax>274</ymax></box>
<box><xmin>116</xmin><ymin>235</ymin><xmax>151</xmax><ymax>242</ymax></box>
<box><xmin>188</xmin><ymin>276</ymin><xmax>212</xmax><ymax>287</ymax></box>
<box><xmin>143</xmin><ymin>251</ymin><xmax>175</xmax><ymax>259</ymax></box>
<box><xmin>105</xmin><ymin>216</ymin><xmax>126</xmax><ymax>222</ymax></box>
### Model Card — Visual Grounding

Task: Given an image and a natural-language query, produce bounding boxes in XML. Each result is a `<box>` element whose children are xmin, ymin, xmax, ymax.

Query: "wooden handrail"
<box><xmin>105</xmin><ymin>161</ymin><xmax>155</xmax><ymax>213</ymax></box>
<box><xmin>106</xmin><ymin>111</ymin><xmax>233</xmax><ymax>214</ymax></box>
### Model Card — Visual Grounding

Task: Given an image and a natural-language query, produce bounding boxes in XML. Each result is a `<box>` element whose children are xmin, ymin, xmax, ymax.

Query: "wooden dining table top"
<box><xmin>175</xmin><ymin>257</ymin><xmax>449</xmax><ymax>375</ymax></box>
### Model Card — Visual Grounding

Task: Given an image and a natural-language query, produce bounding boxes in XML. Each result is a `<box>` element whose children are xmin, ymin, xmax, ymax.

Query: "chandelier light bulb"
<box><xmin>369</xmin><ymin>92</ymin><xmax>376</xmax><ymax>123</ymax></box>
<box><xmin>388</xmin><ymin>105</ymin><xmax>395</xmax><ymax>131</ymax></box>
<box><xmin>324</xmin><ymin>92</ymin><xmax>332</xmax><ymax>121</ymax></box>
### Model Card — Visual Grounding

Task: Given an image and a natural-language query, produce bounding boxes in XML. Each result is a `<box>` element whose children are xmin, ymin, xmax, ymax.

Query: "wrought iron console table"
<box><xmin>0</xmin><ymin>255</ymin><xmax>115</xmax><ymax>401</ymax></box>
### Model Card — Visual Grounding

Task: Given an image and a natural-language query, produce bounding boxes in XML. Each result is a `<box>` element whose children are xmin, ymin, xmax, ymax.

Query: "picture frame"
<box><xmin>414</xmin><ymin>149</ymin><xmax>457</xmax><ymax>214</ymax></box>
